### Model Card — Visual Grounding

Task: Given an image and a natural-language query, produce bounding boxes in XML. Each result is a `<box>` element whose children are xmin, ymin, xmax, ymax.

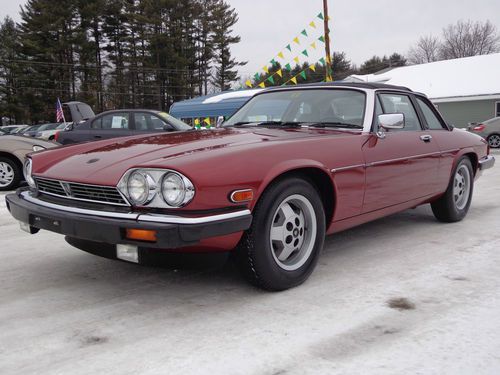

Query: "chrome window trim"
<box><xmin>19</xmin><ymin>191</ymin><xmax>250</xmax><ymax>225</ymax></box>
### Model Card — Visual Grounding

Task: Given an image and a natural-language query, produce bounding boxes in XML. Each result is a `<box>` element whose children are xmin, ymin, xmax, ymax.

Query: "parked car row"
<box><xmin>4</xmin><ymin>82</ymin><xmax>496</xmax><ymax>291</ymax></box>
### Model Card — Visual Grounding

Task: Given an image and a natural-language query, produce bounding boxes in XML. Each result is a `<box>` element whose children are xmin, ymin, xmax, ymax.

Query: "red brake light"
<box><xmin>473</xmin><ymin>124</ymin><xmax>486</xmax><ymax>132</ymax></box>
<box><xmin>54</xmin><ymin>131</ymin><xmax>60</xmax><ymax>142</ymax></box>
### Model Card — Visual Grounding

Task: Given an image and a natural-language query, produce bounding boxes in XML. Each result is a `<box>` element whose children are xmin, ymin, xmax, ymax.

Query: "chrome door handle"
<box><xmin>420</xmin><ymin>135</ymin><xmax>432</xmax><ymax>142</ymax></box>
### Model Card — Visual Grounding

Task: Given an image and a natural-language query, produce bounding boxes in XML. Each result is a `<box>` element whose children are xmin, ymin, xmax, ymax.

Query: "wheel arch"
<box><xmin>254</xmin><ymin>162</ymin><xmax>336</xmax><ymax>226</ymax></box>
<box><xmin>0</xmin><ymin>151</ymin><xmax>23</xmax><ymax>171</ymax></box>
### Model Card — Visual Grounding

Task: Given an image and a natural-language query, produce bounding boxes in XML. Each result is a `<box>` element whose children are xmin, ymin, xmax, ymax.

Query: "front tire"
<box><xmin>0</xmin><ymin>157</ymin><xmax>21</xmax><ymax>191</ymax></box>
<box><xmin>236</xmin><ymin>177</ymin><xmax>326</xmax><ymax>291</ymax></box>
<box><xmin>431</xmin><ymin>157</ymin><xmax>474</xmax><ymax>223</ymax></box>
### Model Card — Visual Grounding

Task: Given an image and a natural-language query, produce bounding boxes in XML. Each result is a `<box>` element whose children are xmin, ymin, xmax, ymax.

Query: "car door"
<box><xmin>90</xmin><ymin>112</ymin><xmax>135</xmax><ymax>141</ymax></box>
<box><xmin>131</xmin><ymin>112</ymin><xmax>175</xmax><ymax>135</ymax></box>
<box><xmin>361</xmin><ymin>92</ymin><xmax>441</xmax><ymax>213</ymax></box>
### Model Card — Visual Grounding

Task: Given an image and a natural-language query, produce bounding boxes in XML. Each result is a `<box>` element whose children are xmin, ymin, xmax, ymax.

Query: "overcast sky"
<box><xmin>2</xmin><ymin>0</ymin><xmax>500</xmax><ymax>80</ymax></box>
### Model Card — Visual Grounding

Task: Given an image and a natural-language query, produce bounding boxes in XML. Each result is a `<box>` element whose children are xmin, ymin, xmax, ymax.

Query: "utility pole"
<box><xmin>323</xmin><ymin>0</ymin><xmax>332</xmax><ymax>81</ymax></box>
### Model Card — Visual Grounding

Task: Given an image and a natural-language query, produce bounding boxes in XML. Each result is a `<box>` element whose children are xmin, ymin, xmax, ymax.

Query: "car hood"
<box><xmin>32</xmin><ymin>127</ymin><xmax>359</xmax><ymax>184</ymax></box>
<box><xmin>0</xmin><ymin>135</ymin><xmax>57</xmax><ymax>151</ymax></box>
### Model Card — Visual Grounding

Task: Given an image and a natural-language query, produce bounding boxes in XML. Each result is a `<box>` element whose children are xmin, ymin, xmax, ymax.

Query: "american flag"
<box><xmin>56</xmin><ymin>98</ymin><xmax>65</xmax><ymax>123</ymax></box>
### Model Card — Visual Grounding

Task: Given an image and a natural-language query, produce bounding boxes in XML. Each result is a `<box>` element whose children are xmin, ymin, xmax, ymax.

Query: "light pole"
<box><xmin>323</xmin><ymin>0</ymin><xmax>332</xmax><ymax>81</ymax></box>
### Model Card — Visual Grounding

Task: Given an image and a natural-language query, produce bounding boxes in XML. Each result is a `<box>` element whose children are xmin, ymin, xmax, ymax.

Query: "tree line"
<box><xmin>0</xmin><ymin>0</ymin><xmax>245</xmax><ymax>123</ymax></box>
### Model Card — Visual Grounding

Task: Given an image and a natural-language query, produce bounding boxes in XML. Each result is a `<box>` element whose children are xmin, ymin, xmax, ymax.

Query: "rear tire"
<box><xmin>431</xmin><ymin>157</ymin><xmax>474</xmax><ymax>223</ymax></box>
<box><xmin>487</xmin><ymin>134</ymin><xmax>500</xmax><ymax>149</ymax></box>
<box><xmin>236</xmin><ymin>177</ymin><xmax>326</xmax><ymax>291</ymax></box>
<box><xmin>0</xmin><ymin>157</ymin><xmax>21</xmax><ymax>191</ymax></box>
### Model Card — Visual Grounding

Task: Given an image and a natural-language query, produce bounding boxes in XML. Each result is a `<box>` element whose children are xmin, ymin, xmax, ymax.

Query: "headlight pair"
<box><xmin>118</xmin><ymin>169</ymin><xmax>195</xmax><ymax>208</ymax></box>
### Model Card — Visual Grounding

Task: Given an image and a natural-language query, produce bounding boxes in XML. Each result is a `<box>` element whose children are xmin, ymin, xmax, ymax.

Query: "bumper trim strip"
<box><xmin>19</xmin><ymin>191</ymin><xmax>251</xmax><ymax>225</ymax></box>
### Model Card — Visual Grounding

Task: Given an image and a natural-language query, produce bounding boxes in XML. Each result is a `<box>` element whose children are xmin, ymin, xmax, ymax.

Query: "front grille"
<box><xmin>35</xmin><ymin>177</ymin><xmax>129</xmax><ymax>206</ymax></box>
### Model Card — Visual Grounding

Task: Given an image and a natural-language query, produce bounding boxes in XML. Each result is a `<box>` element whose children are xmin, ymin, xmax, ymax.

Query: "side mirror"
<box><xmin>378</xmin><ymin>113</ymin><xmax>405</xmax><ymax>130</ymax></box>
<box><xmin>216</xmin><ymin>116</ymin><xmax>224</xmax><ymax>128</ymax></box>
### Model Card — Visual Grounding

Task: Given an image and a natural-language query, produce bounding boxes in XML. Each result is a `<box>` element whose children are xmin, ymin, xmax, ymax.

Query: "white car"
<box><xmin>36</xmin><ymin>123</ymin><xmax>69</xmax><ymax>141</ymax></box>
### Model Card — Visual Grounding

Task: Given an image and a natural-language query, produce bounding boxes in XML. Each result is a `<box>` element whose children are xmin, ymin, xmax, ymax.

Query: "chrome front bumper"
<box><xmin>479</xmin><ymin>155</ymin><xmax>495</xmax><ymax>171</ymax></box>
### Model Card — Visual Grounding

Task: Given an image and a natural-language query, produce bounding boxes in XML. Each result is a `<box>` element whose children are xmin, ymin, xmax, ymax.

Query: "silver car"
<box><xmin>0</xmin><ymin>134</ymin><xmax>57</xmax><ymax>191</ymax></box>
<box><xmin>468</xmin><ymin>117</ymin><xmax>500</xmax><ymax>148</ymax></box>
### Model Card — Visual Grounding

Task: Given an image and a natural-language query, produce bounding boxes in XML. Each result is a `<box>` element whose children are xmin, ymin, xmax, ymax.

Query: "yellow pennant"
<box><xmin>204</xmin><ymin>117</ymin><xmax>211</xmax><ymax>125</ymax></box>
<box><xmin>194</xmin><ymin>118</ymin><xmax>200</xmax><ymax>126</ymax></box>
<box><xmin>309</xmin><ymin>65</ymin><xmax>316</xmax><ymax>72</ymax></box>
<box><xmin>258</xmin><ymin>82</ymin><xmax>266</xmax><ymax>88</ymax></box>
<box><xmin>325</xmin><ymin>76</ymin><xmax>333</xmax><ymax>82</ymax></box>
<box><xmin>245</xmin><ymin>80</ymin><xmax>253</xmax><ymax>88</ymax></box>
<box><xmin>290</xmin><ymin>77</ymin><xmax>298</xmax><ymax>85</ymax></box>
<box><xmin>310</xmin><ymin>42</ymin><xmax>317</xmax><ymax>50</ymax></box>
<box><xmin>262</xmin><ymin>66</ymin><xmax>269</xmax><ymax>74</ymax></box>
<box><xmin>276</xmin><ymin>69</ymin><xmax>283</xmax><ymax>78</ymax></box>
<box><xmin>293</xmin><ymin>36</ymin><xmax>300</xmax><ymax>45</ymax></box>
<box><xmin>293</xmin><ymin>56</ymin><xmax>300</xmax><ymax>64</ymax></box>
<box><xmin>278</xmin><ymin>51</ymin><xmax>284</xmax><ymax>59</ymax></box>
<box><xmin>309</xmin><ymin>21</ymin><xmax>316</xmax><ymax>28</ymax></box>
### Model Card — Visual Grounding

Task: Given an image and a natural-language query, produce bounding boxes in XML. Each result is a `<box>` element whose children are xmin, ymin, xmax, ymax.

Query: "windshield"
<box><xmin>159</xmin><ymin>112</ymin><xmax>192</xmax><ymax>130</ymax></box>
<box><xmin>0</xmin><ymin>128</ymin><xmax>6</xmax><ymax>135</ymax></box>
<box><xmin>224</xmin><ymin>89</ymin><xmax>366</xmax><ymax>128</ymax></box>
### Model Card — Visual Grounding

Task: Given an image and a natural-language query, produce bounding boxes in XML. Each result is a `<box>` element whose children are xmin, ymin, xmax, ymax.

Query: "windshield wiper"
<box><xmin>307</xmin><ymin>122</ymin><xmax>363</xmax><ymax>129</ymax></box>
<box><xmin>232</xmin><ymin>121</ymin><xmax>302</xmax><ymax>128</ymax></box>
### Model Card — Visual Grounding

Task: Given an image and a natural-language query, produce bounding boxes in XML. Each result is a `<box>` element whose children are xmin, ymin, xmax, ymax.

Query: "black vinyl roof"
<box><xmin>266</xmin><ymin>81</ymin><xmax>413</xmax><ymax>92</ymax></box>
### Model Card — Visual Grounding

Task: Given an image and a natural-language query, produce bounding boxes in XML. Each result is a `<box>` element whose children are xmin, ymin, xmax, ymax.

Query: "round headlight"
<box><xmin>23</xmin><ymin>158</ymin><xmax>35</xmax><ymax>188</ymax></box>
<box><xmin>127</xmin><ymin>171</ymin><xmax>155</xmax><ymax>205</ymax></box>
<box><xmin>161</xmin><ymin>173</ymin><xmax>187</xmax><ymax>207</ymax></box>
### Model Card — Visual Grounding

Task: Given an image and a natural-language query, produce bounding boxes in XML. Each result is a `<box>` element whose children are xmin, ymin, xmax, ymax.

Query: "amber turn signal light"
<box><xmin>125</xmin><ymin>228</ymin><xmax>157</xmax><ymax>242</ymax></box>
<box><xmin>230</xmin><ymin>189</ymin><xmax>254</xmax><ymax>203</ymax></box>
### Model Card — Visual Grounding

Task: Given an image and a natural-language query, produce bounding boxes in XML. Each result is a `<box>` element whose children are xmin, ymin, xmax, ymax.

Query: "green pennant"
<box><xmin>286</xmin><ymin>44</ymin><xmax>292</xmax><ymax>52</ymax></box>
<box><xmin>319</xmin><ymin>57</ymin><xmax>326</xmax><ymax>65</ymax></box>
<box><xmin>317</xmin><ymin>12</ymin><xmax>324</xmax><ymax>20</ymax></box>
<box><xmin>301</xmin><ymin>29</ymin><xmax>308</xmax><ymax>37</ymax></box>
<box><xmin>300</xmin><ymin>71</ymin><xmax>307</xmax><ymax>80</ymax></box>
<box><xmin>318</xmin><ymin>35</ymin><xmax>325</xmax><ymax>43</ymax></box>
<box><xmin>270</xmin><ymin>59</ymin><xmax>277</xmax><ymax>66</ymax></box>
<box><xmin>267</xmin><ymin>76</ymin><xmax>275</xmax><ymax>84</ymax></box>
<box><xmin>254</xmin><ymin>73</ymin><xmax>260</xmax><ymax>81</ymax></box>
<box><xmin>285</xmin><ymin>63</ymin><xmax>292</xmax><ymax>71</ymax></box>
<box><xmin>302</xmin><ymin>49</ymin><xmax>309</xmax><ymax>57</ymax></box>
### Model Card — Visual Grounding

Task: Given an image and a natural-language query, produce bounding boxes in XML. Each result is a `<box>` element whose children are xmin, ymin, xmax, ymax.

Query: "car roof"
<box><xmin>264</xmin><ymin>81</ymin><xmax>413</xmax><ymax>92</ymax></box>
<box><xmin>97</xmin><ymin>109</ymin><xmax>161</xmax><ymax>116</ymax></box>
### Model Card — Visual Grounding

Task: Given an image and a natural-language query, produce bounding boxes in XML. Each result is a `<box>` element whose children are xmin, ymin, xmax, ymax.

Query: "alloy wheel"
<box><xmin>0</xmin><ymin>162</ymin><xmax>14</xmax><ymax>188</ymax></box>
<box><xmin>453</xmin><ymin>164</ymin><xmax>471</xmax><ymax>210</ymax></box>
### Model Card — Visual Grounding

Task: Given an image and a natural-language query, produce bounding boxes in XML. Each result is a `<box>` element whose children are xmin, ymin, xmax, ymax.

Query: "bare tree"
<box><xmin>440</xmin><ymin>20</ymin><xmax>500</xmax><ymax>59</ymax></box>
<box><xmin>408</xmin><ymin>35</ymin><xmax>441</xmax><ymax>64</ymax></box>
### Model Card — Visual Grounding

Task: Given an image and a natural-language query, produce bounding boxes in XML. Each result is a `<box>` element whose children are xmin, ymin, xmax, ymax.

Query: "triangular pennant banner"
<box><xmin>263</xmin><ymin>66</ymin><xmax>269</xmax><ymax>74</ymax></box>
<box><xmin>194</xmin><ymin>118</ymin><xmax>200</xmax><ymax>126</ymax></box>
<box><xmin>285</xmin><ymin>63</ymin><xmax>292</xmax><ymax>71</ymax></box>
<box><xmin>317</xmin><ymin>12</ymin><xmax>324</xmax><ymax>20</ymax></box>
<box><xmin>293</xmin><ymin>37</ymin><xmax>300</xmax><ymax>45</ymax></box>
<box><xmin>270</xmin><ymin>59</ymin><xmax>277</xmax><ymax>66</ymax></box>
<box><xmin>254</xmin><ymin>73</ymin><xmax>260</xmax><ymax>81</ymax></box>
<box><xmin>302</xmin><ymin>49</ymin><xmax>309</xmax><ymax>57</ymax></box>
<box><xmin>300</xmin><ymin>71</ymin><xmax>307</xmax><ymax>80</ymax></box>
<box><xmin>258</xmin><ymin>82</ymin><xmax>266</xmax><ymax>88</ymax></box>
<box><xmin>267</xmin><ymin>76</ymin><xmax>275</xmax><ymax>85</ymax></box>
<box><xmin>276</xmin><ymin>69</ymin><xmax>283</xmax><ymax>77</ymax></box>
<box><xmin>278</xmin><ymin>51</ymin><xmax>284</xmax><ymax>59</ymax></box>
<box><xmin>301</xmin><ymin>29</ymin><xmax>308</xmax><ymax>37</ymax></box>
<box><xmin>309</xmin><ymin>64</ymin><xmax>316</xmax><ymax>72</ymax></box>
<box><xmin>245</xmin><ymin>80</ymin><xmax>253</xmax><ymax>88</ymax></box>
<box><xmin>204</xmin><ymin>117</ymin><xmax>211</xmax><ymax>125</ymax></box>
<box><xmin>286</xmin><ymin>44</ymin><xmax>292</xmax><ymax>52</ymax></box>
<box><xmin>290</xmin><ymin>77</ymin><xmax>298</xmax><ymax>85</ymax></box>
<box><xmin>319</xmin><ymin>57</ymin><xmax>326</xmax><ymax>65</ymax></box>
<box><xmin>310</xmin><ymin>42</ymin><xmax>317</xmax><ymax>50</ymax></box>
<box><xmin>309</xmin><ymin>21</ymin><xmax>316</xmax><ymax>29</ymax></box>
<box><xmin>318</xmin><ymin>35</ymin><xmax>325</xmax><ymax>43</ymax></box>
<box><xmin>293</xmin><ymin>56</ymin><xmax>300</xmax><ymax>64</ymax></box>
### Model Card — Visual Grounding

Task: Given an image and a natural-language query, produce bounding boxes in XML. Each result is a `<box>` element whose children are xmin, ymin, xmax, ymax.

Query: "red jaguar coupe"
<box><xmin>6</xmin><ymin>83</ymin><xmax>495</xmax><ymax>290</ymax></box>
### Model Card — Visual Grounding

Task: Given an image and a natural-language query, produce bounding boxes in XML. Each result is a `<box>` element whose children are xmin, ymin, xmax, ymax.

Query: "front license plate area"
<box><xmin>30</xmin><ymin>214</ymin><xmax>62</xmax><ymax>232</ymax></box>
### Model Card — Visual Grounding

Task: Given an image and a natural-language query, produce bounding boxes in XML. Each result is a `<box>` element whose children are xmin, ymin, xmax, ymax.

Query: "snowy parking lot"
<box><xmin>1</xmin><ymin>151</ymin><xmax>499</xmax><ymax>375</ymax></box>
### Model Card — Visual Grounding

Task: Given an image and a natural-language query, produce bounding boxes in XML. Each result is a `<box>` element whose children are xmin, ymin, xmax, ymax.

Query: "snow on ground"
<box><xmin>0</xmin><ymin>151</ymin><xmax>499</xmax><ymax>375</ymax></box>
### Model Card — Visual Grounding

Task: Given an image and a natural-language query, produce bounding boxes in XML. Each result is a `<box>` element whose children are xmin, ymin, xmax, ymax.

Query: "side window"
<box><xmin>496</xmin><ymin>102</ymin><xmax>500</xmax><ymax>117</ymax></box>
<box><xmin>91</xmin><ymin>117</ymin><xmax>102</xmax><ymax>129</ymax></box>
<box><xmin>101</xmin><ymin>113</ymin><xmax>129</xmax><ymax>130</ymax></box>
<box><xmin>379</xmin><ymin>93</ymin><xmax>422</xmax><ymax>131</ymax></box>
<box><xmin>416</xmin><ymin>97</ymin><xmax>446</xmax><ymax>130</ymax></box>
<box><xmin>134</xmin><ymin>113</ymin><xmax>170</xmax><ymax>130</ymax></box>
